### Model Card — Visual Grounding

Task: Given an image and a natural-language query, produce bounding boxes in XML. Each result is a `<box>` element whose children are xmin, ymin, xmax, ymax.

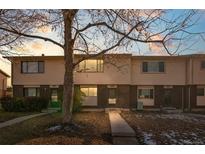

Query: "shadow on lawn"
<box><xmin>0</xmin><ymin>112</ymin><xmax>112</xmax><ymax>145</ymax></box>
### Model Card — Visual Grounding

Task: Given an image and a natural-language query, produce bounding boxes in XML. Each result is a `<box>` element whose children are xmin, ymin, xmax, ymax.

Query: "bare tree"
<box><xmin>0</xmin><ymin>9</ymin><xmax>202</xmax><ymax>123</ymax></box>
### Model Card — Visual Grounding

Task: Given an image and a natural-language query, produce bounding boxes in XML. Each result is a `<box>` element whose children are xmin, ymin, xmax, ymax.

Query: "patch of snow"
<box><xmin>136</xmin><ymin>113</ymin><xmax>205</xmax><ymax>123</ymax></box>
<box><xmin>179</xmin><ymin>139</ymin><xmax>193</xmax><ymax>145</ymax></box>
<box><xmin>161</xmin><ymin>131</ymin><xmax>179</xmax><ymax>144</ymax></box>
<box><xmin>161</xmin><ymin>130</ymin><xmax>205</xmax><ymax>145</ymax></box>
<box><xmin>142</xmin><ymin>132</ymin><xmax>157</xmax><ymax>145</ymax></box>
<box><xmin>47</xmin><ymin>125</ymin><xmax>62</xmax><ymax>132</ymax></box>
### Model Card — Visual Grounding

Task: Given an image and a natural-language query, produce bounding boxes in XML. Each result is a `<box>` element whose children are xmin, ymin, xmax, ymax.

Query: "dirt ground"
<box><xmin>121</xmin><ymin>111</ymin><xmax>205</xmax><ymax>145</ymax></box>
<box><xmin>0</xmin><ymin>112</ymin><xmax>112</xmax><ymax>145</ymax></box>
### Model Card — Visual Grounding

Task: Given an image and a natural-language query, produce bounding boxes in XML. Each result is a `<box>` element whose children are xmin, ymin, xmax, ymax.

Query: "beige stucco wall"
<box><xmin>197</xmin><ymin>96</ymin><xmax>205</xmax><ymax>106</ymax></box>
<box><xmin>131</xmin><ymin>58</ymin><xmax>186</xmax><ymax>85</ymax></box>
<box><xmin>74</xmin><ymin>56</ymin><xmax>131</xmax><ymax>84</ymax></box>
<box><xmin>12</xmin><ymin>58</ymin><xmax>65</xmax><ymax>85</ymax></box>
<box><xmin>12</xmin><ymin>55</ymin><xmax>205</xmax><ymax>86</ymax></box>
<box><xmin>12</xmin><ymin>56</ymin><xmax>131</xmax><ymax>85</ymax></box>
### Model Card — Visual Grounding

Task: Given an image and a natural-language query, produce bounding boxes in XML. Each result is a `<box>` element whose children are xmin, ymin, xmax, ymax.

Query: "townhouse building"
<box><xmin>5</xmin><ymin>54</ymin><xmax>205</xmax><ymax>111</ymax></box>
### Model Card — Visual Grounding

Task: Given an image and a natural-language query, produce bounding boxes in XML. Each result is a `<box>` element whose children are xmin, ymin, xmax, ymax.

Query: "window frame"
<box><xmin>197</xmin><ymin>88</ymin><xmax>205</xmax><ymax>96</ymax></box>
<box><xmin>78</xmin><ymin>59</ymin><xmax>104</xmax><ymax>73</ymax></box>
<box><xmin>201</xmin><ymin>60</ymin><xmax>205</xmax><ymax>70</ymax></box>
<box><xmin>80</xmin><ymin>86</ymin><xmax>97</xmax><ymax>97</ymax></box>
<box><xmin>142</xmin><ymin>61</ymin><xmax>165</xmax><ymax>73</ymax></box>
<box><xmin>21</xmin><ymin>61</ymin><xmax>44</xmax><ymax>74</ymax></box>
<box><xmin>138</xmin><ymin>88</ymin><xmax>154</xmax><ymax>99</ymax></box>
<box><xmin>23</xmin><ymin>87</ymin><xmax>40</xmax><ymax>97</ymax></box>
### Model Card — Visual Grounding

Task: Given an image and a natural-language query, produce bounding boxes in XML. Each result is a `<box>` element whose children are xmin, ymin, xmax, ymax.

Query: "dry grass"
<box><xmin>0</xmin><ymin>112</ymin><xmax>112</xmax><ymax>145</ymax></box>
<box><xmin>0</xmin><ymin>109</ymin><xmax>39</xmax><ymax>123</ymax></box>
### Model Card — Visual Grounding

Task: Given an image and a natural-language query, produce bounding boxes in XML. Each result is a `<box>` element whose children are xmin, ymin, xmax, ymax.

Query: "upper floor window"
<box><xmin>201</xmin><ymin>61</ymin><xmax>205</xmax><ymax>69</ymax></box>
<box><xmin>142</xmin><ymin>61</ymin><xmax>164</xmax><ymax>73</ymax></box>
<box><xmin>21</xmin><ymin>61</ymin><xmax>44</xmax><ymax>73</ymax></box>
<box><xmin>78</xmin><ymin>59</ymin><xmax>103</xmax><ymax>72</ymax></box>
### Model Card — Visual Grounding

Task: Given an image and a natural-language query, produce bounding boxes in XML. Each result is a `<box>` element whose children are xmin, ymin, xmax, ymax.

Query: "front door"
<box><xmin>163</xmin><ymin>88</ymin><xmax>172</xmax><ymax>107</ymax></box>
<box><xmin>50</xmin><ymin>88</ymin><xmax>60</xmax><ymax>108</ymax></box>
<box><xmin>108</xmin><ymin>88</ymin><xmax>117</xmax><ymax>106</ymax></box>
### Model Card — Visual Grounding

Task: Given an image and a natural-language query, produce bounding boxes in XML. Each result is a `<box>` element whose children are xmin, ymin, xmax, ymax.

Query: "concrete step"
<box><xmin>105</xmin><ymin>108</ymin><xmax>129</xmax><ymax>113</ymax></box>
<box><xmin>161</xmin><ymin>108</ymin><xmax>182</xmax><ymax>114</ymax></box>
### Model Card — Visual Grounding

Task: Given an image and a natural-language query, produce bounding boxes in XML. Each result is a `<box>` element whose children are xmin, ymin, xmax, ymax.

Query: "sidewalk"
<box><xmin>108</xmin><ymin>111</ymin><xmax>138</xmax><ymax>144</ymax></box>
<box><xmin>0</xmin><ymin>111</ymin><xmax>56</xmax><ymax>129</ymax></box>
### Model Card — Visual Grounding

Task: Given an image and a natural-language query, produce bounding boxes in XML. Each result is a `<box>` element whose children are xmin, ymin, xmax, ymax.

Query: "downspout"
<box><xmin>188</xmin><ymin>86</ymin><xmax>191</xmax><ymax>112</ymax></box>
<box><xmin>188</xmin><ymin>57</ymin><xmax>193</xmax><ymax>112</ymax></box>
<box><xmin>182</xmin><ymin>87</ymin><xmax>184</xmax><ymax>112</ymax></box>
<box><xmin>183</xmin><ymin>58</ymin><xmax>188</xmax><ymax>112</ymax></box>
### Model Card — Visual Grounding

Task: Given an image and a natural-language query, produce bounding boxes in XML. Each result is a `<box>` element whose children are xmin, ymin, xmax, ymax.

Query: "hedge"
<box><xmin>0</xmin><ymin>96</ymin><xmax>49</xmax><ymax>112</ymax></box>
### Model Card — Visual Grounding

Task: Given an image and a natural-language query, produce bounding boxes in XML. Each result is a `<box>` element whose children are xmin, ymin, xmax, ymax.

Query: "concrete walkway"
<box><xmin>108</xmin><ymin>112</ymin><xmax>138</xmax><ymax>144</ymax></box>
<box><xmin>0</xmin><ymin>111</ymin><xmax>55</xmax><ymax>129</ymax></box>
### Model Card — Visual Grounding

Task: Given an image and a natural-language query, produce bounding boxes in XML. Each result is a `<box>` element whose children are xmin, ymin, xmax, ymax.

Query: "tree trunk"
<box><xmin>62</xmin><ymin>10</ymin><xmax>77</xmax><ymax>124</ymax></box>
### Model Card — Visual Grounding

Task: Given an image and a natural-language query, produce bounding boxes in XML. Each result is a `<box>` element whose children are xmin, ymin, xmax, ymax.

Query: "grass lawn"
<box><xmin>0</xmin><ymin>112</ymin><xmax>112</xmax><ymax>145</ymax></box>
<box><xmin>121</xmin><ymin>111</ymin><xmax>205</xmax><ymax>145</ymax></box>
<box><xmin>0</xmin><ymin>109</ymin><xmax>39</xmax><ymax>123</ymax></box>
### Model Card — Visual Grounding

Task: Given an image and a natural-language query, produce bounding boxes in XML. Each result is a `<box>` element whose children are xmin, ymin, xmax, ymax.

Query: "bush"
<box><xmin>13</xmin><ymin>97</ymin><xmax>25</xmax><ymax>112</ymax></box>
<box><xmin>0</xmin><ymin>96</ymin><xmax>14</xmax><ymax>112</ymax></box>
<box><xmin>24</xmin><ymin>97</ymin><xmax>49</xmax><ymax>112</ymax></box>
<box><xmin>73</xmin><ymin>87</ymin><xmax>85</xmax><ymax>113</ymax></box>
<box><xmin>0</xmin><ymin>96</ymin><xmax>49</xmax><ymax>112</ymax></box>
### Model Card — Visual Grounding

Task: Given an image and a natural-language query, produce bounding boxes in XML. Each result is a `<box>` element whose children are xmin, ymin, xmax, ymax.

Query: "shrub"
<box><xmin>13</xmin><ymin>97</ymin><xmax>25</xmax><ymax>112</ymax></box>
<box><xmin>24</xmin><ymin>97</ymin><xmax>48</xmax><ymax>112</ymax></box>
<box><xmin>73</xmin><ymin>87</ymin><xmax>85</xmax><ymax>113</ymax></box>
<box><xmin>0</xmin><ymin>96</ymin><xmax>49</xmax><ymax>112</ymax></box>
<box><xmin>0</xmin><ymin>96</ymin><xmax>14</xmax><ymax>112</ymax></box>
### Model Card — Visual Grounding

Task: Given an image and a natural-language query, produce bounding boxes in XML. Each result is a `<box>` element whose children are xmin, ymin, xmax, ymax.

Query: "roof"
<box><xmin>3</xmin><ymin>53</ymin><xmax>132</xmax><ymax>60</ymax></box>
<box><xmin>3</xmin><ymin>53</ymin><xmax>205</xmax><ymax>60</ymax></box>
<box><xmin>0</xmin><ymin>69</ymin><xmax>10</xmax><ymax>77</ymax></box>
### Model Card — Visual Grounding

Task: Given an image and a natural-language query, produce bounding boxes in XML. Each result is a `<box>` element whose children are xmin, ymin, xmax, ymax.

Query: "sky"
<box><xmin>0</xmin><ymin>9</ymin><xmax>205</xmax><ymax>87</ymax></box>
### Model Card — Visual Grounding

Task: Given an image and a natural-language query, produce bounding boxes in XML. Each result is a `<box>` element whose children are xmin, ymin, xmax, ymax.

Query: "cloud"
<box><xmin>139</xmin><ymin>10</ymin><xmax>163</xmax><ymax>18</ymax></box>
<box><xmin>37</xmin><ymin>26</ymin><xmax>51</xmax><ymax>33</ymax></box>
<box><xmin>31</xmin><ymin>42</ymin><xmax>44</xmax><ymax>51</ymax></box>
<box><xmin>13</xmin><ymin>46</ymin><xmax>30</xmax><ymax>52</ymax></box>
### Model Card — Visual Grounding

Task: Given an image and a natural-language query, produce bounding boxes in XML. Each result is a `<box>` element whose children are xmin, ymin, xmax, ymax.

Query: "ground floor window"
<box><xmin>197</xmin><ymin>87</ymin><xmax>205</xmax><ymax>96</ymax></box>
<box><xmin>138</xmin><ymin>88</ymin><xmax>154</xmax><ymax>99</ymax></box>
<box><xmin>197</xmin><ymin>86</ymin><xmax>205</xmax><ymax>106</ymax></box>
<box><xmin>80</xmin><ymin>86</ymin><xmax>97</xmax><ymax>96</ymax></box>
<box><xmin>23</xmin><ymin>87</ymin><xmax>40</xmax><ymax>97</ymax></box>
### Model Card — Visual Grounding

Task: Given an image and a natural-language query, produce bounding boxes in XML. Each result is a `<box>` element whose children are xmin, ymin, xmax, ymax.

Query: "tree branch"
<box><xmin>74</xmin><ymin>22</ymin><xmax>140</xmax><ymax>66</ymax></box>
<box><xmin>0</xmin><ymin>26</ymin><xmax>64</xmax><ymax>49</ymax></box>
